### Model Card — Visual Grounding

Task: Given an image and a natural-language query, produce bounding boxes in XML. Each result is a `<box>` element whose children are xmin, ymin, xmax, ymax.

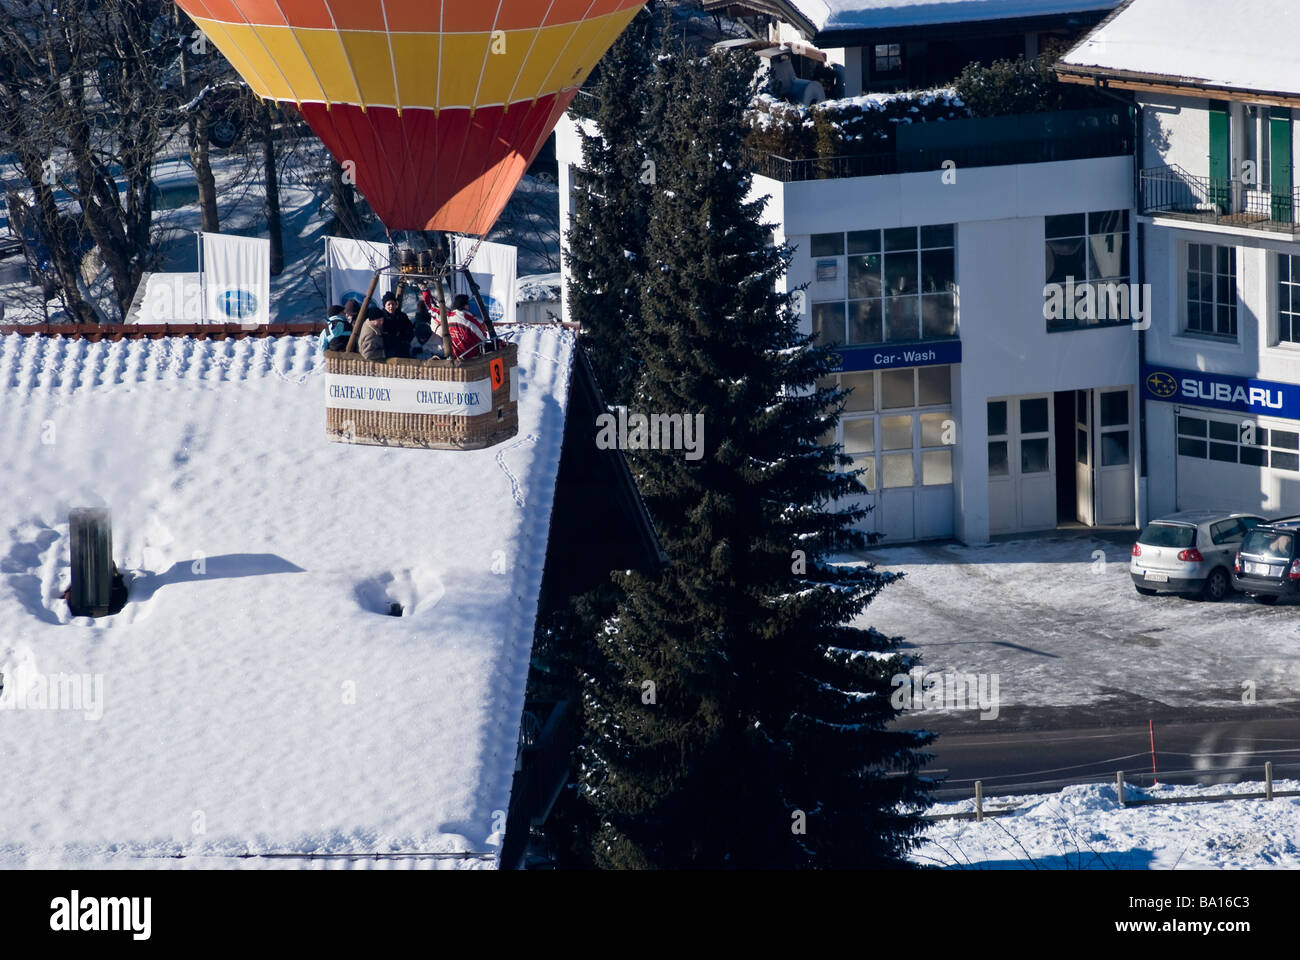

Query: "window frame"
<box><xmin>873</xmin><ymin>42</ymin><xmax>903</xmax><ymax>77</ymax></box>
<box><xmin>811</xmin><ymin>224</ymin><xmax>958</xmax><ymax>348</ymax></box>
<box><xmin>1276</xmin><ymin>251</ymin><xmax>1300</xmax><ymax>346</ymax></box>
<box><xmin>830</xmin><ymin>366</ymin><xmax>955</xmax><ymax>493</ymax></box>
<box><xmin>1044</xmin><ymin>209</ymin><xmax>1132</xmax><ymax>332</ymax></box>
<box><xmin>1184</xmin><ymin>242</ymin><xmax>1239</xmax><ymax>341</ymax></box>
<box><xmin>1175</xmin><ymin>411</ymin><xmax>1300</xmax><ymax>472</ymax></box>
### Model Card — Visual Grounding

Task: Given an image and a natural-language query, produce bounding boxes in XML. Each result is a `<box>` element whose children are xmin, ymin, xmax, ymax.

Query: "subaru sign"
<box><xmin>1141</xmin><ymin>363</ymin><xmax>1300</xmax><ymax>419</ymax></box>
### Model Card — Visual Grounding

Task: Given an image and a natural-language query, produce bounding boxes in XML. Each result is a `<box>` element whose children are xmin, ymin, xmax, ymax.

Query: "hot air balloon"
<box><xmin>171</xmin><ymin>0</ymin><xmax>647</xmax><ymax>451</ymax></box>
<box><xmin>172</xmin><ymin>0</ymin><xmax>646</xmax><ymax>236</ymax></box>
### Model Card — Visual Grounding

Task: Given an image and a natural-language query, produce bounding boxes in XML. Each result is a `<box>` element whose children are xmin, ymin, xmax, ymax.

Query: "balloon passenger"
<box><xmin>318</xmin><ymin>304</ymin><xmax>352</xmax><ymax>353</ymax></box>
<box><xmin>380</xmin><ymin>291</ymin><xmax>414</xmax><ymax>359</ymax></box>
<box><xmin>358</xmin><ymin>305</ymin><xmax>387</xmax><ymax>362</ymax></box>
<box><xmin>420</xmin><ymin>290</ymin><xmax>488</xmax><ymax>360</ymax></box>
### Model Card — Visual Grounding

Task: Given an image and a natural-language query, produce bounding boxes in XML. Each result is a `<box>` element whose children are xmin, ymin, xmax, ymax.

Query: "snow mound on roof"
<box><xmin>0</xmin><ymin>326</ymin><xmax>574</xmax><ymax>868</ymax></box>
<box><xmin>788</xmin><ymin>0</ymin><xmax>1117</xmax><ymax>33</ymax></box>
<box><xmin>1060</xmin><ymin>0</ymin><xmax>1300</xmax><ymax>96</ymax></box>
<box><xmin>517</xmin><ymin>273</ymin><xmax>561</xmax><ymax>302</ymax></box>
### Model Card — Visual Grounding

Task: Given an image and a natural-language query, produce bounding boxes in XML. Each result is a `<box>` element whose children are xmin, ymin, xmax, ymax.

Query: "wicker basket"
<box><xmin>324</xmin><ymin>342</ymin><xmax>519</xmax><ymax>450</ymax></box>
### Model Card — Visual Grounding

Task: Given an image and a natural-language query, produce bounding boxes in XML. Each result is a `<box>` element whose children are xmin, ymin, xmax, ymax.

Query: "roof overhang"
<box><xmin>702</xmin><ymin>1</ymin><xmax>1113</xmax><ymax>46</ymax></box>
<box><xmin>1057</xmin><ymin>66</ymin><xmax>1300</xmax><ymax>110</ymax></box>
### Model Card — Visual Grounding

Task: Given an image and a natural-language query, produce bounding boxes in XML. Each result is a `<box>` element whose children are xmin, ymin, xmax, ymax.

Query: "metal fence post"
<box><xmin>1266</xmin><ymin>762</ymin><xmax>1274</xmax><ymax>801</ymax></box>
<box><xmin>1116</xmin><ymin>771</ymin><xmax>1125</xmax><ymax>807</ymax></box>
<box><xmin>974</xmin><ymin>780</ymin><xmax>983</xmax><ymax>823</ymax></box>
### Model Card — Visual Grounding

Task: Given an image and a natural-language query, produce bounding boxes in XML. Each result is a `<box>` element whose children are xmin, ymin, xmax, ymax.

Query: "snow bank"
<box><xmin>914</xmin><ymin>779</ymin><xmax>1300</xmax><ymax>869</ymax></box>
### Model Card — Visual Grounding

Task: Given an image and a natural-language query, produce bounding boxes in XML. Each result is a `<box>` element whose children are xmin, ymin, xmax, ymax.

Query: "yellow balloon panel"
<box><xmin>189</xmin><ymin>9</ymin><xmax>639</xmax><ymax>109</ymax></box>
<box><xmin>295</xmin><ymin>29</ymin><xmax>365</xmax><ymax>104</ymax></box>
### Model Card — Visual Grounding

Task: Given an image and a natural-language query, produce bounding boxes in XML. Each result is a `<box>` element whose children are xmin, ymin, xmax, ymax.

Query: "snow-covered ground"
<box><xmin>0</xmin><ymin>324</ymin><xmax>574</xmax><ymax>868</ymax></box>
<box><xmin>914</xmin><ymin>778</ymin><xmax>1300</xmax><ymax>869</ymax></box>
<box><xmin>849</xmin><ymin>535</ymin><xmax>1300</xmax><ymax>714</ymax></box>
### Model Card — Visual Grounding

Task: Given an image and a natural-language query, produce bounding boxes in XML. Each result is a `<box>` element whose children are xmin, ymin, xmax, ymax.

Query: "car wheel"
<box><xmin>1255</xmin><ymin>595</ymin><xmax>1280</xmax><ymax>606</ymax></box>
<box><xmin>1201</xmin><ymin>568</ymin><xmax>1230</xmax><ymax>602</ymax></box>
<box><xmin>1134</xmin><ymin>585</ymin><xmax>1157</xmax><ymax>597</ymax></box>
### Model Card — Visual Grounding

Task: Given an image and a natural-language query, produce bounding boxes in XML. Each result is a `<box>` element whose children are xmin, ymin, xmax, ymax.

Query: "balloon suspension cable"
<box><xmin>454</xmin><ymin>233</ymin><xmax>487</xmax><ymax>272</ymax></box>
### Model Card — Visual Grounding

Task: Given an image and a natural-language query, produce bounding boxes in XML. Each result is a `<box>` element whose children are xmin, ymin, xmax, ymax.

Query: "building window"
<box><xmin>812</xmin><ymin>224</ymin><xmax>956</xmax><ymax>346</ymax></box>
<box><xmin>1278</xmin><ymin>253</ymin><xmax>1300</xmax><ymax>344</ymax></box>
<box><xmin>873</xmin><ymin>43</ymin><xmax>903</xmax><ymax>75</ymax></box>
<box><xmin>1186</xmin><ymin>243</ymin><xmax>1237</xmax><ymax>339</ymax></box>
<box><xmin>1044</xmin><ymin>210</ymin><xmax>1130</xmax><ymax>330</ymax></box>
<box><xmin>1177</xmin><ymin>414</ymin><xmax>1300</xmax><ymax>472</ymax></box>
<box><xmin>826</xmin><ymin>367</ymin><xmax>954</xmax><ymax>492</ymax></box>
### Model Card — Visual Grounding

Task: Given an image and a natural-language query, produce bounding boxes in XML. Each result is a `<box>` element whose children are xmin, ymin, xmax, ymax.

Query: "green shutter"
<box><xmin>1270</xmin><ymin>107</ymin><xmax>1293</xmax><ymax>223</ymax></box>
<box><xmin>1209</xmin><ymin>101</ymin><xmax>1231</xmax><ymax>212</ymax></box>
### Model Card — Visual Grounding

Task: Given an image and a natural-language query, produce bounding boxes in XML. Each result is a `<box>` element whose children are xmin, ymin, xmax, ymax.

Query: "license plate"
<box><xmin>1145</xmin><ymin>572</ymin><xmax>1168</xmax><ymax>583</ymax></box>
<box><xmin>1247</xmin><ymin>562</ymin><xmax>1278</xmax><ymax>577</ymax></box>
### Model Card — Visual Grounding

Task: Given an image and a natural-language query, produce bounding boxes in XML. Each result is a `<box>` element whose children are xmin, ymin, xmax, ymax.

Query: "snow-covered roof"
<box><xmin>0</xmin><ymin>325</ymin><xmax>574</xmax><ymax>868</ymax></box>
<box><xmin>1059</xmin><ymin>0</ymin><xmax>1300</xmax><ymax>97</ymax></box>
<box><xmin>716</xmin><ymin>0</ymin><xmax>1118</xmax><ymax>36</ymax></box>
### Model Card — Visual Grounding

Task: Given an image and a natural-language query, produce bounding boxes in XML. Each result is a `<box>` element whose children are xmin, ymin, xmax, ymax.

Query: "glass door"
<box><xmin>1075</xmin><ymin>389</ymin><xmax>1094</xmax><ymax>525</ymax></box>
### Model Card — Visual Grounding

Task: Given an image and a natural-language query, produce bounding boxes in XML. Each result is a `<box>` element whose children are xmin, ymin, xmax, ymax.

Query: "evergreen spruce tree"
<box><xmin>577</xmin><ymin>48</ymin><xmax>934</xmax><ymax>868</ymax></box>
<box><xmin>564</xmin><ymin>9</ymin><xmax>655</xmax><ymax>404</ymax></box>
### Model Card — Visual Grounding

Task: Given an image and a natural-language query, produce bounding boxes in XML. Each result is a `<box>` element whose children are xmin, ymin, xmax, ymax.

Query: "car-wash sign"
<box><xmin>834</xmin><ymin>339</ymin><xmax>962</xmax><ymax>373</ymax></box>
<box><xmin>325</xmin><ymin>373</ymin><xmax>493</xmax><ymax>417</ymax></box>
<box><xmin>1141</xmin><ymin>363</ymin><xmax>1300</xmax><ymax>418</ymax></box>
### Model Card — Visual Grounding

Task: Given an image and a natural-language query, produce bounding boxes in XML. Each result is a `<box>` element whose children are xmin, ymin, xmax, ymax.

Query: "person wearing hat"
<box><xmin>380</xmin><ymin>290</ymin><xmax>413</xmax><ymax>358</ymax></box>
<box><xmin>419</xmin><ymin>290</ymin><xmax>488</xmax><ymax>360</ymax></box>
<box><xmin>318</xmin><ymin>304</ymin><xmax>353</xmax><ymax>353</ymax></box>
<box><xmin>358</xmin><ymin>304</ymin><xmax>387</xmax><ymax>362</ymax></box>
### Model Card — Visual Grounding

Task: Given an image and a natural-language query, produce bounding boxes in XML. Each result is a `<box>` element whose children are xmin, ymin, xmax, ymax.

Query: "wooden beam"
<box><xmin>1058</xmin><ymin>69</ymin><xmax>1300</xmax><ymax>109</ymax></box>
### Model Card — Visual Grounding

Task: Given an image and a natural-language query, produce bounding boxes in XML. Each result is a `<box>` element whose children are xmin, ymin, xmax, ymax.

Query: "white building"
<box><xmin>1059</xmin><ymin>0</ymin><xmax>1300</xmax><ymax>518</ymax></box>
<box><xmin>558</xmin><ymin>82</ymin><xmax>1140</xmax><ymax>544</ymax></box>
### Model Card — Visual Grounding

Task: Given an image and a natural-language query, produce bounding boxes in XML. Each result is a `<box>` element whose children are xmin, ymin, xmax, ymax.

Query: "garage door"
<box><xmin>832</xmin><ymin>365</ymin><xmax>956</xmax><ymax>543</ymax></box>
<box><xmin>1175</xmin><ymin>408</ymin><xmax>1300</xmax><ymax>513</ymax></box>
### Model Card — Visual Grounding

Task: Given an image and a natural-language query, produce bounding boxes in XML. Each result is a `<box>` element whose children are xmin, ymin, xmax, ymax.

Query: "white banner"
<box><xmin>326</xmin><ymin>236</ymin><xmax>389</xmax><ymax>309</ymax></box>
<box><xmin>451</xmin><ymin>237</ymin><xmax>516</xmax><ymax>327</ymax></box>
<box><xmin>325</xmin><ymin>373</ymin><xmax>494</xmax><ymax>417</ymax></box>
<box><xmin>201</xmin><ymin>232</ymin><xmax>270</xmax><ymax>324</ymax></box>
<box><xmin>126</xmin><ymin>272</ymin><xmax>202</xmax><ymax>323</ymax></box>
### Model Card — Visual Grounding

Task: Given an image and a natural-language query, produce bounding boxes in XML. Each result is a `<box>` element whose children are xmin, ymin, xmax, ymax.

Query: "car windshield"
<box><xmin>1138</xmin><ymin>523</ymin><xmax>1196</xmax><ymax>549</ymax></box>
<box><xmin>1242</xmin><ymin>530</ymin><xmax>1295</xmax><ymax>561</ymax></box>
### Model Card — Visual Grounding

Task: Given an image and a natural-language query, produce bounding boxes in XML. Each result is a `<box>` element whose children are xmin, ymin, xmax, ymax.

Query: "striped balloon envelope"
<box><xmin>173</xmin><ymin>0</ymin><xmax>646</xmax><ymax>235</ymax></box>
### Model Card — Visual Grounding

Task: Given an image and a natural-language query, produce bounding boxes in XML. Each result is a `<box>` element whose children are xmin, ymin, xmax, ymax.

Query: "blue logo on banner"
<box><xmin>466</xmin><ymin>293</ymin><xmax>504</xmax><ymax>323</ymax></box>
<box><xmin>1141</xmin><ymin>363</ymin><xmax>1300</xmax><ymax>418</ymax></box>
<box><xmin>834</xmin><ymin>339</ymin><xmax>962</xmax><ymax>373</ymax></box>
<box><xmin>218</xmin><ymin>288</ymin><xmax>259</xmax><ymax>320</ymax></box>
<box><xmin>340</xmin><ymin>290</ymin><xmax>367</xmax><ymax>306</ymax></box>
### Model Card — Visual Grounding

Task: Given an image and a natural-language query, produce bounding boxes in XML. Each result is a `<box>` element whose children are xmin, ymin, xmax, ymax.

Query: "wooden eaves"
<box><xmin>1057</xmin><ymin>65</ymin><xmax>1300</xmax><ymax>110</ymax></box>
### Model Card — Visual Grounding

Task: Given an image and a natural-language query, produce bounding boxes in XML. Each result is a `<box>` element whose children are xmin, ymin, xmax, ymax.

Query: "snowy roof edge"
<box><xmin>1057</xmin><ymin>0</ymin><xmax>1300</xmax><ymax>101</ymax></box>
<box><xmin>702</xmin><ymin>0</ymin><xmax>1117</xmax><ymax>39</ymax></box>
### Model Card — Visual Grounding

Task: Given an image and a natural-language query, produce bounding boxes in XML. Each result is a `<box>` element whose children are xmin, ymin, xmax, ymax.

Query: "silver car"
<box><xmin>1130</xmin><ymin>511</ymin><xmax>1265</xmax><ymax>601</ymax></box>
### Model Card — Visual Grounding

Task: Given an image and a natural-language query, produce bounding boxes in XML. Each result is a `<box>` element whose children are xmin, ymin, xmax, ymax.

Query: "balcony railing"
<box><xmin>745</xmin><ymin>107</ymin><xmax>1134</xmax><ymax>183</ymax></box>
<box><xmin>1140</xmin><ymin>164</ymin><xmax>1300</xmax><ymax>234</ymax></box>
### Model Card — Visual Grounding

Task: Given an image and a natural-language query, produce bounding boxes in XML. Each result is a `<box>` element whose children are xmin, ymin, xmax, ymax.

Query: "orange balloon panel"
<box><xmin>175</xmin><ymin>0</ymin><xmax>646</xmax><ymax>233</ymax></box>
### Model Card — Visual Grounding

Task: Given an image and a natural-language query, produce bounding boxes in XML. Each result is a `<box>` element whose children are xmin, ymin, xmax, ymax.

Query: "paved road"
<box><xmin>905</xmin><ymin>710</ymin><xmax>1300</xmax><ymax>796</ymax></box>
